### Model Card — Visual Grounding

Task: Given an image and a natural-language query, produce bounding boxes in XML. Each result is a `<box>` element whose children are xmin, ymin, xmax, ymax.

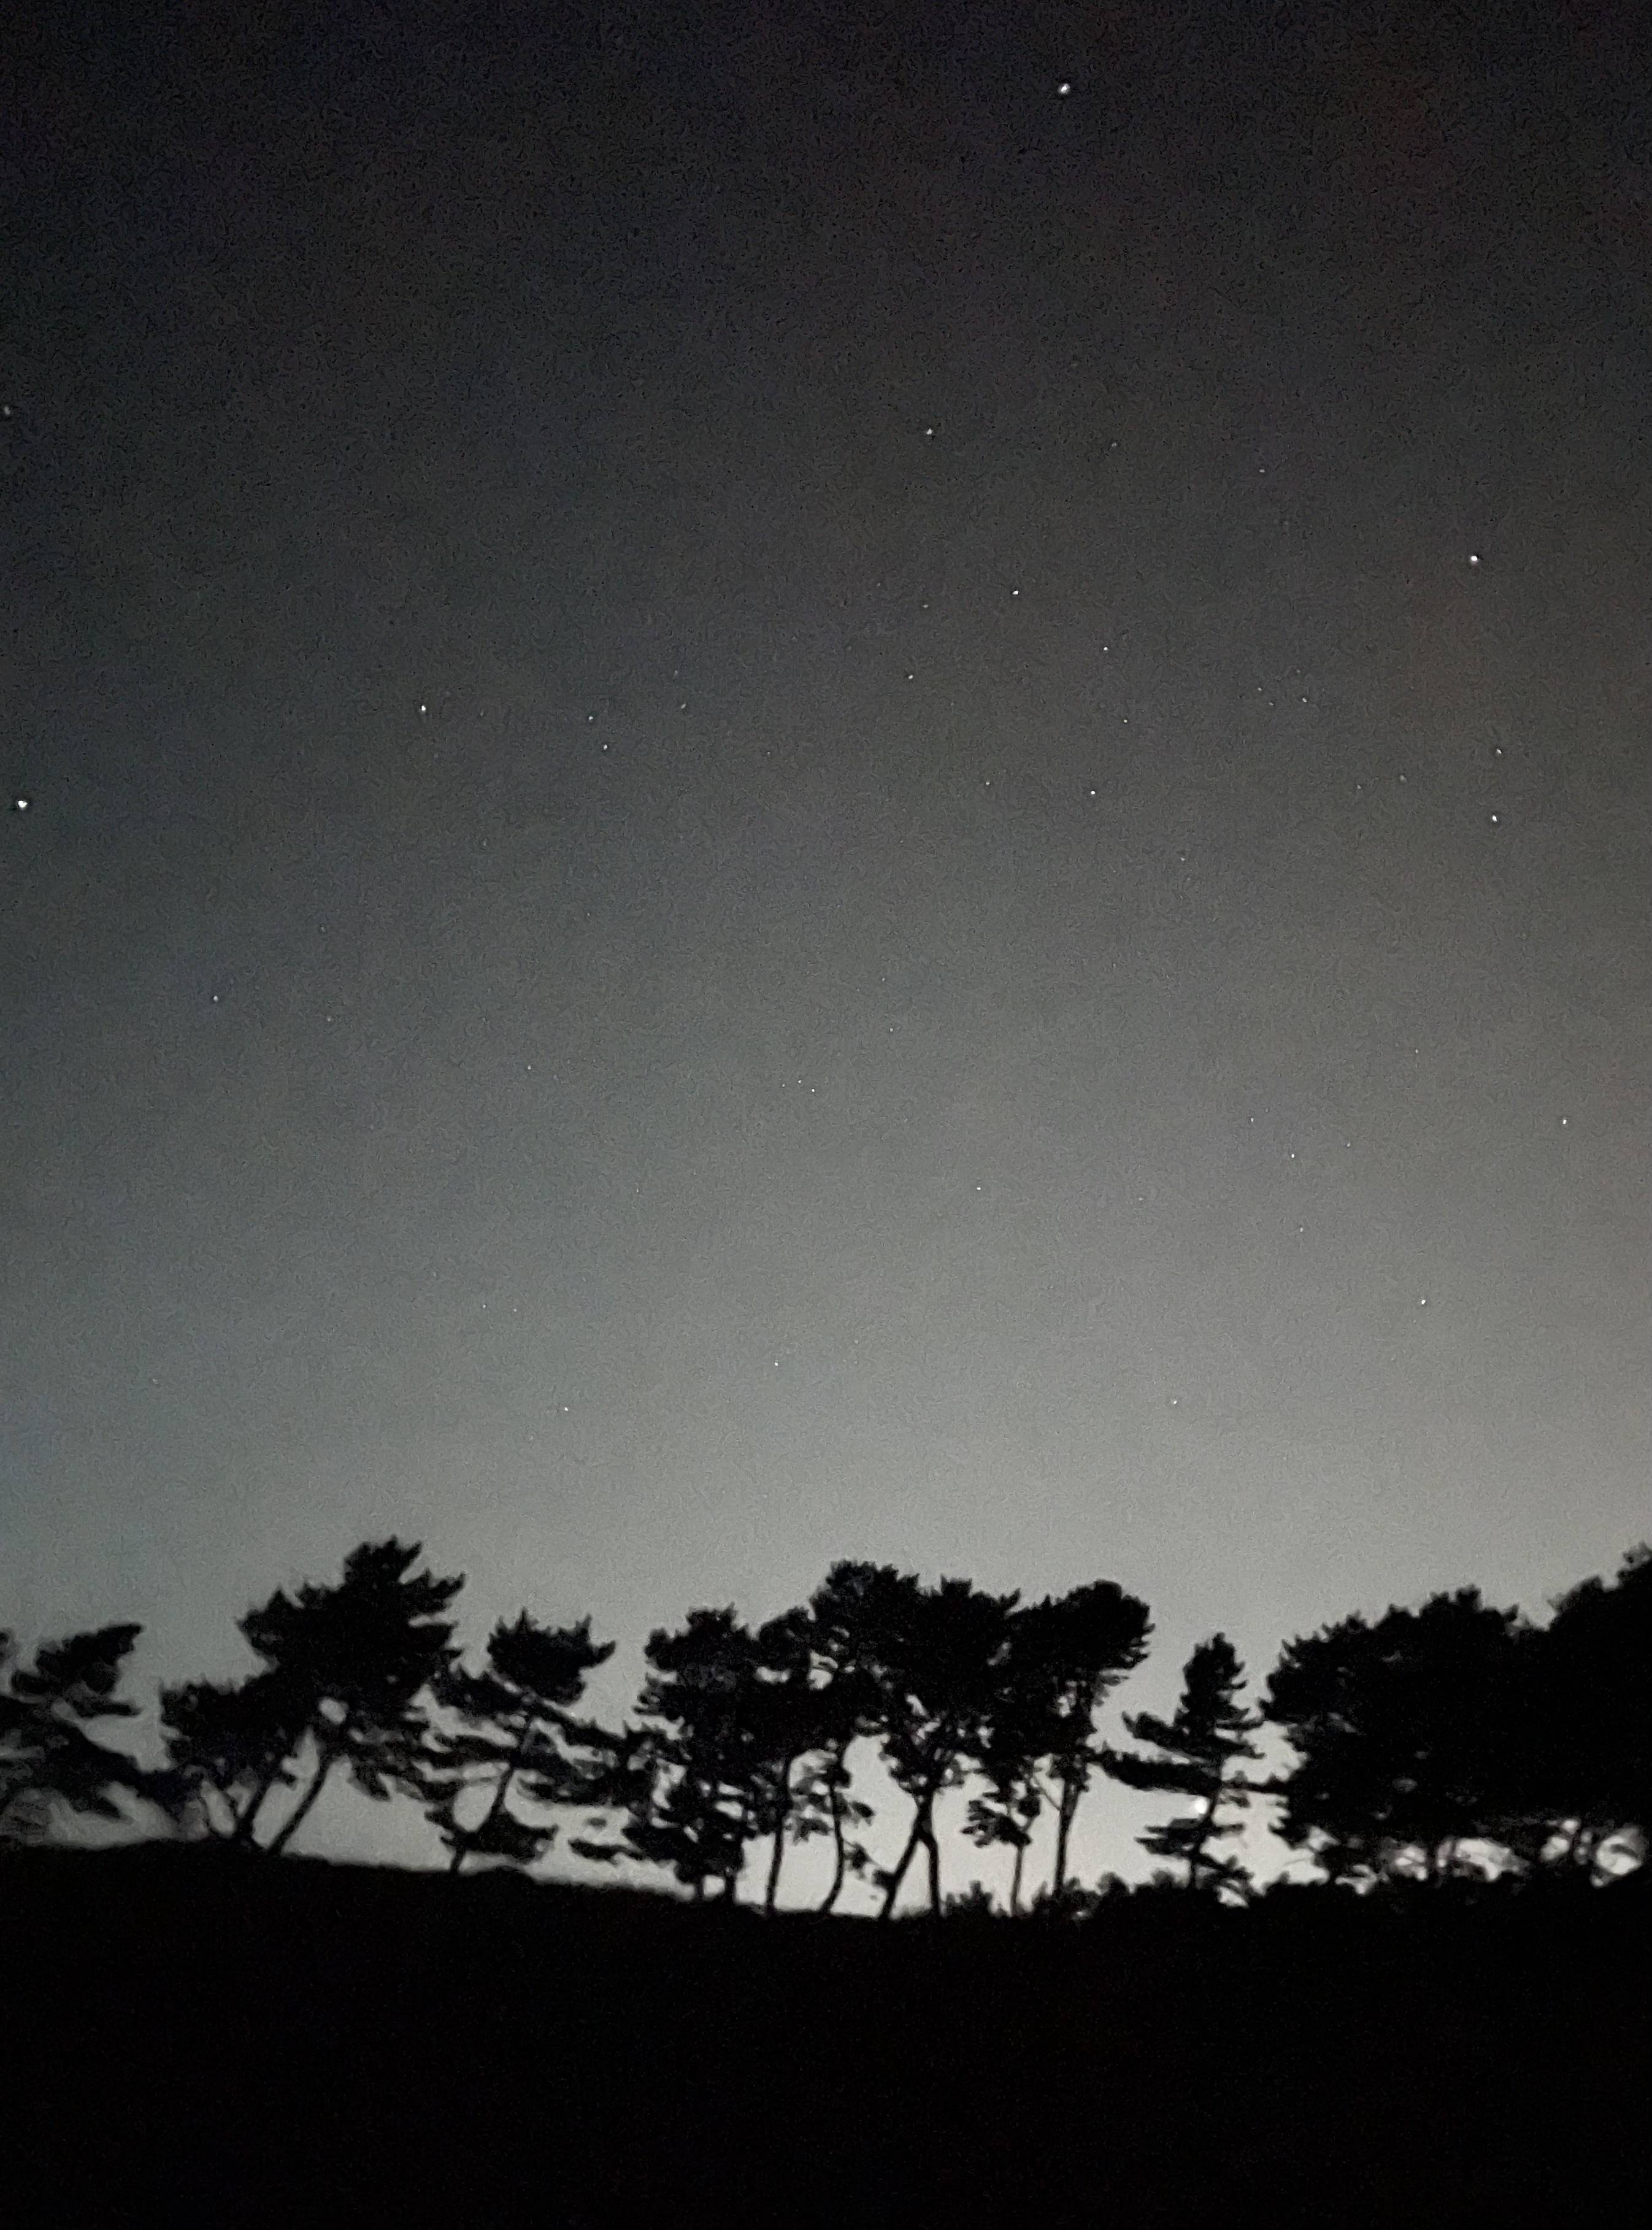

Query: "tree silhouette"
<box><xmin>964</xmin><ymin>1692</ymin><xmax>1049</xmax><ymax>1915</ymax></box>
<box><xmin>790</xmin><ymin>1563</ymin><xmax>888</xmax><ymax>1912</ymax></box>
<box><xmin>420</xmin><ymin>1610</ymin><xmax>620</xmax><ymax>1874</ymax></box>
<box><xmin>867</xmin><ymin>1571</ymin><xmax>1021</xmax><ymax>1920</ymax></box>
<box><xmin>1002</xmin><ymin>1580</ymin><xmax>1153</xmax><ymax>1899</ymax></box>
<box><xmin>610</xmin><ymin>1606</ymin><xmax>774</xmax><ymax>1901</ymax></box>
<box><xmin>154</xmin><ymin>1665</ymin><xmax>313</xmax><ymax>1844</ymax></box>
<box><xmin>594</xmin><ymin>1601</ymin><xmax>842</xmax><ymax>1912</ymax></box>
<box><xmin>160</xmin><ymin>1539</ymin><xmax>464</xmax><ymax>1854</ymax></box>
<box><xmin>1260</xmin><ymin>1590</ymin><xmax>1529</xmax><ymax>1886</ymax></box>
<box><xmin>1521</xmin><ymin>1544</ymin><xmax>1652</xmax><ymax>1877</ymax></box>
<box><xmin>1101</xmin><ymin>1634</ymin><xmax>1261</xmax><ymax>1897</ymax></box>
<box><xmin>743</xmin><ymin>1605</ymin><xmax>834</xmax><ymax>1913</ymax></box>
<box><xmin>1</xmin><ymin>1622</ymin><xmax>189</xmax><ymax>1847</ymax></box>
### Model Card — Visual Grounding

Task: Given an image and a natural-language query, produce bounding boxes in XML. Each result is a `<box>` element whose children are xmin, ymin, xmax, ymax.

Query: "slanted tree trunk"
<box><xmin>764</xmin><ymin>1756</ymin><xmax>797</xmax><ymax>1913</ymax></box>
<box><xmin>1051</xmin><ymin>1772</ymin><xmax>1082</xmax><ymax>1895</ymax></box>
<box><xmin>267</xmin><ymin>1738</ymin><xmax>345</xmax><ymax>1856</ymax></box>
<box><xmin>820</xmin><ymin>1763</ymin><xmax>848</xmax><ymax>1913</ymax></box>
<box><xmin>451</xmin><ymin>1707</ymin><xmax>536</xmax><ymax>1874</ymax></box>
<box><xmin>188</xmin><ymin>1778</ymin><xmax>242</xmax><ymax>1842</ymax></box>
<box><xmin>232</xmin><ymin>1751</ymin><xmax>295</xmax><ymax>1848</ymax></box>
<box><xmin>877</xmin><ymin>1802</ymin><xmax>930</xmax><ymax>1920</ymax></box>
<box><xmin>1009</xmin><ymin>1837</ymin><xmax>1026</xmax><ymax>1915</ymax></box>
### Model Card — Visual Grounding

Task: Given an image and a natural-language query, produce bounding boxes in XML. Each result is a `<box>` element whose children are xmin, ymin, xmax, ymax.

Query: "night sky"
<box><xmin>5</xmin><ymin>0</ymin><xmax>1648</xmax><ymax>1901</ymax></box>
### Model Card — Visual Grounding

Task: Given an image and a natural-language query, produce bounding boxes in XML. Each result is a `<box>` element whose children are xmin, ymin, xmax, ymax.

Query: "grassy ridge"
<box><xmin>10</xmin><ymin>1842</ymin><xmax>1650</xmax><ymax>2227</ymax></box>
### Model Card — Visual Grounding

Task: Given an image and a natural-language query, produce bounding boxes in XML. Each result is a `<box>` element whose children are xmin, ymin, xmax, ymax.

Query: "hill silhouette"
<box><xmin>11</xmin><ymin>1840</ymin><xmax>1649</xmax><ymax>2228</ymax></box>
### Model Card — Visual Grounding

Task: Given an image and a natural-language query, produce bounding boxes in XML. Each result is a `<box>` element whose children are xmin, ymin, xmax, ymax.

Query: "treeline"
<box><xmin>3</xmin><ymin>1540</ymin><xmax>1648</xmax><ymax>1908</ymax></box>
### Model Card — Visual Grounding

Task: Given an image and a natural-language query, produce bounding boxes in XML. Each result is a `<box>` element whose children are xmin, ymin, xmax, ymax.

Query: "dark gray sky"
<box><xmin>4</xmin><ymin>0</ymin><xmax>1648</xmax><ymax>1901</ymax></box>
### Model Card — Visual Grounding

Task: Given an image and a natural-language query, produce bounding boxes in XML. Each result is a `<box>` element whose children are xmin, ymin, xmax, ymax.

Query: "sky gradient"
<box><xmin>4</xmin><ymin>0</ymin><xmax>1648</xmax><ymax>1901</ymax></box>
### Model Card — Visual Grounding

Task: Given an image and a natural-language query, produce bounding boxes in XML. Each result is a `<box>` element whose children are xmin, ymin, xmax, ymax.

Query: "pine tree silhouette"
<box><xmin>420</xmin><ymin>1610</ymin><xmax>620</xmax><ymax>1874</ymax></box>
<box><xmin>794</xmin><ymin>1563</ymin><xmax>895</xmax><ymax>1912</ymax></box>
<box><xmin>997</xmin><ymin>1580</ymin><xmax>1153</xmax><ymax>1900</ymax></box>
<box><xmin>1261</xmin><ymin>1590</ymin><xmax>1531</xmax><ymax>1886</ymax></box>
<box><xmin>607</xmin><ymin>1607</ymin><xmax>773</xmax><ymax>1901</ymax></box>
<box><xmin>160</xmin><ymin>1538</ymin><xmax>463</xmax><ymax>1853</ymax></box>
<box><xmin>1</xmin><ymin>1623</ymin><xmax>187</xmax><ymax>1846</ymax></box>
<box><xmin>1101</xmin><ymin>1634</ymin><xmax>1261</xmax><ymax>1897</ymax></box>
<box><xmin>869</xmin><ymin>1572</ymin><xmax>1021</xmax><ymax>1919</ymax></box>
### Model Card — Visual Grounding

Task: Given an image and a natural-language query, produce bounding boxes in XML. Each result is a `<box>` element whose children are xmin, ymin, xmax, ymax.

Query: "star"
<box><xmin>12</xmin><ymin>796</ymin><xmax>29</xmax><ymax>812</ymax></box>
<box><xmin>1058</xmin><ymin>82</ymin><xmax>1072</xmax><ymax>96</ymax></box>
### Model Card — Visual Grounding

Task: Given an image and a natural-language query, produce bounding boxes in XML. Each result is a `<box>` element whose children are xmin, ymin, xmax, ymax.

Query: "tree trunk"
<box><xmin>923</xmin><ymin>1820</ymin><xmax>941</xmax><ymax>1916</ymax></box>
<box><xmin>232</xmin><ymin>1753</ymin><xmax>293</xmax><ymax>1848</ymax></box>
<box><xmin>267</xmin><ymin>1744</ymin><xmax>342</xmax><ymax>1856</ymax></box>
<box><xmin>192</xmin><ymin>1781</ymin><xmax>242</xmax><ymax>1842</ymax></box>
<box><xmin>451</xmin><ymin>1709</ymin><xmax>536</xmax><ymax>1874</ymax></box>
<box><xmin>1187</xmin><ymin>1789</ymin><xmax>1221</xmax><ymax>1889</ymax></box>
<box><xmin>820</xmin><ymin>1763</ymin><xmax>847</xmax><ymax>1914</ymax></box>
<box><xmin>1052</xmin><ymin>1775</ymin><xmax>1080</xmax><ymax>1895</ymax></box>
<box><xmin>1010</xmin><ymin>1839</ymin><xmax>1025</xmax><ymax>1915</ymax></box>
<box><xmin>877</xmin><ymin>1805</ymin><xmax>928</xmax><ymax>1920</ymax></box>
<box><xmin>764</xmin><ymin>1759</ymin><xmax>794</xmax><ymax>1914</ymax></box>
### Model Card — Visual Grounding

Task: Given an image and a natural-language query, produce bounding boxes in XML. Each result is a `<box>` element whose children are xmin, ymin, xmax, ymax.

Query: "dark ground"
<box><xmin>8</xmin><ymin>1843</ymin><xmax>1649</xmax><ymax>2228</ymax></box>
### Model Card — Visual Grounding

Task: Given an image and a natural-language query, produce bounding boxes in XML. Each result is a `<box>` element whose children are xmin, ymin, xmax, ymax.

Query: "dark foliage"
<box><xmin>158</xmin><ymin>1538</ymin><xmax>464</xmax><ymax>1853</ymax></box>
<box><xmin>1</xmin><ymin>1622</ymin><xmax>190</xmax><ymax>1845</ymax></box>
<box><xmin>418</xmin><ymin>1610</ymin><xmax>623</xmax><ymax>1874</ymax></box>
<box><xmin>1101</xmin><ymin>1632</ymin><xmax>1262</xmax><ymax>1895</ymax></box>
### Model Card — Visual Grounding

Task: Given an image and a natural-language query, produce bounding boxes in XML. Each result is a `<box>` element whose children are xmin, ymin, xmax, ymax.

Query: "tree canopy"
<box><xmin>12</xmin><ymin>1536</ymin><xmax>1650</xmax><ymax>1907</ymax></box>
<box><xmin>160</xmin><ymin>1538</ymin><xmax>464</xmax><ymax>1855</ymax></box>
